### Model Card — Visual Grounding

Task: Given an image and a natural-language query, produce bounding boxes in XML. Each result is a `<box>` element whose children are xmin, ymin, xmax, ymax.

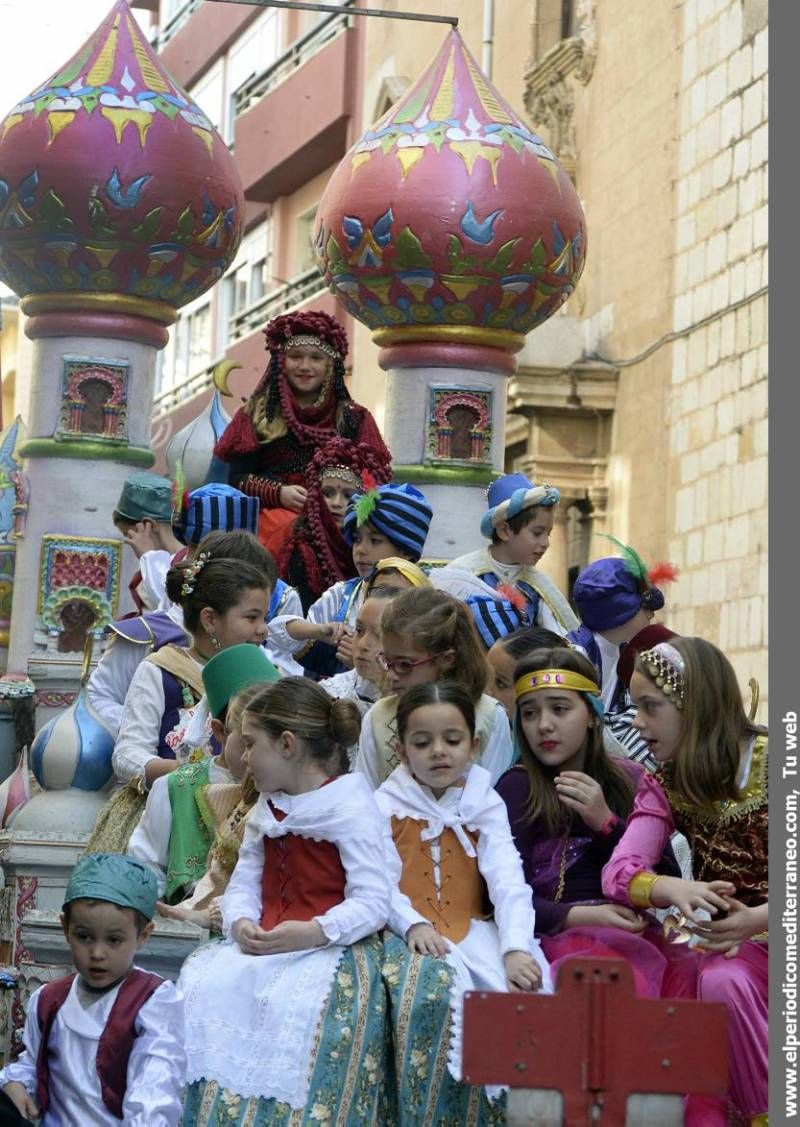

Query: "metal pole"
<box><xmin>205</xmin><ymin>0</ymin><xmax>458</xmax><ymax>27</ymax></box>
<box><xmin>482</xmin><ymin>0</ymin><xmax>494</xmax><ymax>77</ymax></box>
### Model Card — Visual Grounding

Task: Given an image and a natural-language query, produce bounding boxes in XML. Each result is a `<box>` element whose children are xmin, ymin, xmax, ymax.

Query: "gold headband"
<box><xmin>514</xmin><ymin>669</ymin><xmax>601</xmax><ymax>701</ymax></box>
<box><xmin>366</xmin><ymin>557</ymin><xmax>433</xmax><ymax>591</ymax></box>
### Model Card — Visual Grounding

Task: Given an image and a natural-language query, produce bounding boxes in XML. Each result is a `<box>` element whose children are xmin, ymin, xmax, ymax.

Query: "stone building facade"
<box><xmin>143</xmin><ymin>0</ymin><xmax>767</xmax><ymax>709</ymax></box>
<box><xmin>506</xmin><ymin>0</ymin><xmax>768</xmax><ymax>712</ymax></box>
<box><xmin>667</xmin><ymin>0</ymin><xmax>768</xmax><ymax>703</ymax></box>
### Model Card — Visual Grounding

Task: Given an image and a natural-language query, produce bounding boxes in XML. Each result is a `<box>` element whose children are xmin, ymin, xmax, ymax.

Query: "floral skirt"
<box><xmin>381</xmin><ymin>932</ymin><xmax>507</xmax><ymax>1127</ymax></box>
<box><xmin>182</xmin><ymin>935</ymin><xmax>391</xmax><ymax>1126</ymax></box>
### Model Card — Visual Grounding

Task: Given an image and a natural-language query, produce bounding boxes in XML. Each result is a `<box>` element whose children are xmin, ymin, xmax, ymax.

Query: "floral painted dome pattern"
<box><xmin>313</xmin><ymin>30</ymin><xmax>586</xmax><ymax>347</ymax></box>
<box><xmin>0</xmin><ymin>0</ymin><xmax>243</xmax><ymax>313</ymax></box>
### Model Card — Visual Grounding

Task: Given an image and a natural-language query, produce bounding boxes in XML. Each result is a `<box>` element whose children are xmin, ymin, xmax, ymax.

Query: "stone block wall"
<box><xmin>668</xmin><ymin>0</ymin><xmax>767</xmax><ymax>714</ymax></box>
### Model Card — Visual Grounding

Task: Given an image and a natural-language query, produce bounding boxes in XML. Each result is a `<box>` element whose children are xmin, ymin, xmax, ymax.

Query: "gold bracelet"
<box><xmin>628</xmin><ymin>870</ymin><xmax>662</xmax><ymax>909</ymax></box>
<box><xmin>208</xmin><ymin>900</ymin><xmax>223</xmax><ymax>935</ymax></box>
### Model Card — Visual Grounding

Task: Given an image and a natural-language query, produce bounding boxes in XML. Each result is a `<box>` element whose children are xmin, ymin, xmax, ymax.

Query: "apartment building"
<box><xmin>149</xmin><ymin>0</ymin><xmax>767</xmax><ymax>711</ymax></box>
<box><xmin>150</xmin><ymin>0</ymin><xmax>359</xmax><ymax>446</ymax></box>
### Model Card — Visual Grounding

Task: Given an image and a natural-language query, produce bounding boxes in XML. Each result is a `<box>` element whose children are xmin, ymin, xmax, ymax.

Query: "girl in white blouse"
<box><xmin>112</xmin><ymin>556</ymin><xmax>270</xmax><ymax>789</ymax></box>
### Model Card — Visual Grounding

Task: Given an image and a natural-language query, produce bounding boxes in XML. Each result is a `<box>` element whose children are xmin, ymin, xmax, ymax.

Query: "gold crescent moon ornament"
<box><xmin>212</xmin><ymin>360</ymin><xmax>243</xmax><ymax>397</ymax></box>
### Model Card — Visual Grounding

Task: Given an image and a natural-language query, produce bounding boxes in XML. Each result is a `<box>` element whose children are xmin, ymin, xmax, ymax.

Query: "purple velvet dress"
<box><xmin>497</xmin><ymin>761</ymin><xmax>681</xmax><ymax>1001</ymax></box>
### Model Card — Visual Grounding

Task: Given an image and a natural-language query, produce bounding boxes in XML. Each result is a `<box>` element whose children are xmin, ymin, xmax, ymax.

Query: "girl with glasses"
<box><xmin>354</xmin><ymin>587</ymin><xmax>513</xmax><ymax>789</ymax></box>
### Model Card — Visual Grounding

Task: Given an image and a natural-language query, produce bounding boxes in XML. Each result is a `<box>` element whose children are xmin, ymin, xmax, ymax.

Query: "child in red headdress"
<box><xmin>274</xmin><ymin>436</ymin><xmax>392</xmax><ymax>612</ymax></box>
<box><xmin>214</xmin><ymin>310</ymin><xmax>391</xmax><ymax>550</ymax></box>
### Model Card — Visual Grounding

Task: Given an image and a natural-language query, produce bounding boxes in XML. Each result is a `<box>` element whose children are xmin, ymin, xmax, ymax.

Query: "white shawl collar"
<box><xmin>248</xmin><ymin>772</ymin><xmax>378</xmax><ymax>845</ymax></box>
<box><xmin>376</xmin><ymin>763</ymin><xmax>500</xmax><ymax>858</ymax></box>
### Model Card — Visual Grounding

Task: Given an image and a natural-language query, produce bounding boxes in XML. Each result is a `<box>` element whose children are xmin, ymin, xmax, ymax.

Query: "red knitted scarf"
<box><xmin>276</xmin><ymin>437</ymin><xmax>392</xmax><ymax>598</ymax></box>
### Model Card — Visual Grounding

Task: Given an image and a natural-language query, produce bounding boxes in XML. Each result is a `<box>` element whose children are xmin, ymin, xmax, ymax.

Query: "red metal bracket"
<box><xmin>462</xmin><ymin>957</ymin><xmax>728</xmax><ymax>1124</ymax></box>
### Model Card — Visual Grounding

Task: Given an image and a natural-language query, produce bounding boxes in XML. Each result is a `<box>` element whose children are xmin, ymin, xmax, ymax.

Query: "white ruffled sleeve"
<box><xmin>279</xmin><ymin>585</ymin><xmax>304</xmax><ymax>619</ymax></box>
<box><xmin>112</xmin><ymin>661</ymin><xmax>167</xmax><ymax>784</ymax></box>
<box><xmin>475</xmin><ymin>791</ymin><xmax>536</xmax><ymax>954</ymax></box>
<box><xmin>267</xmin><ymin>584</ymin><xmax>346</xmax><ymax>655</ymax></box>
<box><xmin>138</xmin><ymin>550</ymin><xmax>172</xmax><ymax>614</ymax></box>
<box><xmin>478</xmin><ymin>699</ymin><xmax>514</xmax><ymax>785</ymax></box>
<box><xmin>87</xmin><ymin>636</ymin><xmax>147</xmax><ymax>739</ymax></box>
<box><xmin>379</xmin><ymin>815</ymin><xmax>431</xmax><ymax>939</ymax></box>
<box><xmin>315</xmin><ymin>809</ymin><xmax>390</xmax><ymax>945</ymax></box>
<box><xmin>221</xmin><ymin>821</ymin><xmax>265</xmax><ymax>933</ymax></box>
<box><xmin>127</xmin><ymin>776</ymin><xmax>172</xmax><ymax>896</ymax></box>
<box><xmin>123</xmin><ymin>980</ymin><xmax>186</xmax><ymax>1126</ymax></box>
<box><xmin>353</xmin><ymin>704</ymin><xmax>385</xmax><ymax>791</ymax></box>
<box><xmin>0</xmin><ymin>985</ymin><xmax>41</xmax><ymax>1094</ymax></box>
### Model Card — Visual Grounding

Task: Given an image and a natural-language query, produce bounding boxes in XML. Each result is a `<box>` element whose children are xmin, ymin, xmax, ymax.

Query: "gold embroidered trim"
<box><xmin>663</xmin><ymin>735</ymin><xmax>768</xmax><ymax>827</ymax></box>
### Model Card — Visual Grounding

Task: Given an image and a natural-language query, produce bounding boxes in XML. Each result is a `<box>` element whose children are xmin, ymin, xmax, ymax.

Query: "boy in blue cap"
<box><xmin>0</xmin><ymin>853</ymin><xmax>184</xmax><ymax>1125</ymax></box>
<box><xmin>449</xmin><ymin>473</ymin><xmax>578</xmax><ymax>636</ymax></box>
<box><xmin>267</xmin><ymin>481</ymin><xmax>434</xmax><ymax>678</ymax></box>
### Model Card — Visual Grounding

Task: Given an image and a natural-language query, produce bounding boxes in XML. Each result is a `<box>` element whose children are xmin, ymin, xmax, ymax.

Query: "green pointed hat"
<box><xmin>64</xmin><ymin>853</ymin><xmax>158</xmax><ymax>920</ymax></box>
<box><xmin>202</xmin><ymin>643</ymin><xmax>280</xmax><ymax>719</ymax></box>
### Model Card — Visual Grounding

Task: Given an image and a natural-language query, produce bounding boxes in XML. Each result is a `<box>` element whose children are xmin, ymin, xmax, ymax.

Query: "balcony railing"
<box><xmin>233</xmin><ymin>1</ymin><xmax>354</xmax><ymax>118</ymax></box>
<box><xmin>228</xmin><ymin>266</ymin><xmax>327</xmax><ymax>344</ymax></box>
<box><xmin>157</xmin><ymin>0</ymin><xmax>202</xmax><ymax>48</ymax></box>
<box><xmin>152</xmin><ymin>358</ymin><xmax>218</xmax><ymax>419</ymax></box>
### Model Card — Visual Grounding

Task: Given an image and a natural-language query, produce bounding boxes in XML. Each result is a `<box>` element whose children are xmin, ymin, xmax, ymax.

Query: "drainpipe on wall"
<box><xmin>482</xmin><ymin>0</ymin><xmax>494</xmax><ymax>78</ymax></box>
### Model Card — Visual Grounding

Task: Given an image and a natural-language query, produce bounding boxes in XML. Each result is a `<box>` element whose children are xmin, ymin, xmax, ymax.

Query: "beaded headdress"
<box><xmin>320</xmin><ymin>463</ymin><xmax>360</xmax><ymax>485</ymax></box>
<box><xmin>282</xmin><ymin>334</ymin><xmax>340</xmax><ymax>360</ymax></box>
<box><xmin>181</xmin><ymin>551</ymin><xmax>209</xmax><ymax>597</ymax></box>
<box><xmin>264</xmin><ymin>311</ymin><xmax>348</xmax><ymax>362</ymax></box>
<box><xmin>638</xmin><ymin>642</ymin><xmax>685</xmax><ymax>708</ymax></box>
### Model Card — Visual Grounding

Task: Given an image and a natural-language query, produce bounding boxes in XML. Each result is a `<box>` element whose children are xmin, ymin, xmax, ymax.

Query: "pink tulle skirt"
<box><xmin>542</xmin><ymin>925</ymin><xmax>669</xmax><ymax>998</ymax></box>
<box><xmin>543</xmin><ymin>928</ymin><xmax>767</xmax><ymax>1123</ymax></box>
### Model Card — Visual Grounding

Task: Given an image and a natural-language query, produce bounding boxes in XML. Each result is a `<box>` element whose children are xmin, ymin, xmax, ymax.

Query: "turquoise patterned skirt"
<box><xmin>381</xmin><ymin>933</ymin><xmax>506</xmax><ymax>1127</ymax></box>
<box><xmin>182</xmin><ymin>935</ymin><xmax>391</xmax><ymax>1126</ymax></box>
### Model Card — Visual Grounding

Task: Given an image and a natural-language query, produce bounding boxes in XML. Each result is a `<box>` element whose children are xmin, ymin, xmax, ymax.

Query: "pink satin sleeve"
<box><xmin>601</xmin><ymin>772</ymin><xmax>676</xmax><ymax>905</ymax></box>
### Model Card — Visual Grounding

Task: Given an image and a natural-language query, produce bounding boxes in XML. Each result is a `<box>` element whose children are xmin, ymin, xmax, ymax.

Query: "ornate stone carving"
<box><xmin>506</xmin><ymin>359</ymin><xmax>618</xmax><ymax>530</ymax></box>
<box><xmin>427</xmin><ymin>386</ymin><xmax>493</xmax><ymax>465</ymax></box>
<box><xmin>37</xmin><ymin>534</ymin><xmax>121</xmax><ymax>648</ymax></box>
<box><xmin>524</xmin><ymin>0</ymin><xmax>598</xmax><ymax>174</ymax></box>
<box><xmin>575</xmin><ymin>0</ymin><xmax>598</xmax><ymax>85</ymax></box>
<box><xmin>57</xmin><ymin>356</ymin><xmax>130</xmax><ymax>444</ymax></box>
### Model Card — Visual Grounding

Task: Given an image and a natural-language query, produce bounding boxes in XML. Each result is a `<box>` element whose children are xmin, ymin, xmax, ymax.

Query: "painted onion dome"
<box><xmin>165</xmin><ymin>387</ymin><xmax>232</xmax><ymax>492</ymax></box>
<box><xmin>314</xmin><ymin>29</ymin><xmax>585</xmax><ymax>354</ymax></box>
<box><xmin>31</xmin><ymin>688</ymin><xmax>114</xmax><ymax>792</ymax></box>
<box><xmin>0</xmin><ymin>0</ymin><xmax>243</xmax><ymax>320</ymax></box>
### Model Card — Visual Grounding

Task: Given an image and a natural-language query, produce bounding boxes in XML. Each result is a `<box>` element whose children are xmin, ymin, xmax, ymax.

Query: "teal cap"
<box><xmin>64</xmin><ymin>853</ymin><xmax>158</xmax><ymax>920</ymax></box>
<box><xmin>115</xmin><ymin>471</ymin><xmax>173</xmax><ymax>524</ymax></box>
<box><xmin>202</xmin><ymin>643</ymin><xmax>280</xmax><ymax>719</ymax></box>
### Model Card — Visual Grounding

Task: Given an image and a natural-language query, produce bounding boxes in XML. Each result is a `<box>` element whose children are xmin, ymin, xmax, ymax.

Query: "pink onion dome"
<box><xmin>314</xmin><ymin>29</ymin><xmax>585</xmax><ymax>355</ymax></box>
<box><xmin>0</xmin><ymin>0</ymin><xmax>243</xmax><ymax>321</ymax></box>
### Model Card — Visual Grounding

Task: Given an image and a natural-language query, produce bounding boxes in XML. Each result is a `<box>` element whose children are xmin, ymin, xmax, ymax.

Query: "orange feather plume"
<box><xmin>497</xmin><ymin>583</ymin><xmax>528</xmax><ymax>613</ymax></box>
<box><xmin>647</xmin><ymin>562</ymin><xmax>679</xmax><ymax>586</ymax></box>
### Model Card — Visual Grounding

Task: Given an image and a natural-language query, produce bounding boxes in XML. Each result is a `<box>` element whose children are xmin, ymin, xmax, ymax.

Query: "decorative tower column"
<box><xmin>314</xmin><ymin>30</ymin><xmax>586</xmax><ymax>557</ymax></box>
<box><xmin>0</xmin><ymin>1</ymin><xmax>243</xmax><ymax>720</ymax></box>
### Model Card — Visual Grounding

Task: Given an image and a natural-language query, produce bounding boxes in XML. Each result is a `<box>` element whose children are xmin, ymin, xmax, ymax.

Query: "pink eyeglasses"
<box><xmin>376</xmin><ymin>652</ymin><xmax>444</xmax><ymax>676</ymax></box>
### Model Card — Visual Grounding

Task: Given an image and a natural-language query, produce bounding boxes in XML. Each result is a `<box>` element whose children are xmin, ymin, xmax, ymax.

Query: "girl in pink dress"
<box><xmin>602</xmin><ymin>637</ymin><xmax>768</xmax><ymax>1127</ymax></box>
<box><xmin>497</xmin><ymin>646</ymin><xmax>680</xmax><ymax>1001</ymax></box>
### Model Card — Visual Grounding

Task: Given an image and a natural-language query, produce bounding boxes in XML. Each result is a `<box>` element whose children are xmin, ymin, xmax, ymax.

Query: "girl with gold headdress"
<box><xmin>214</xmin><ymin>310</ymin><xmax>390</xmax><ymax>552</ymax></box>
